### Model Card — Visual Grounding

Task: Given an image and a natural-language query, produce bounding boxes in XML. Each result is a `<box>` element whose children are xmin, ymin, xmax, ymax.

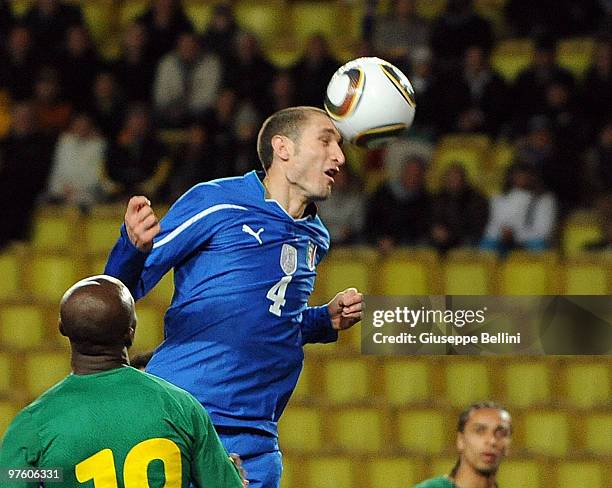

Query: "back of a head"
<box><xmin>59</xmin><ymin>275</ymin><xmax>135</xmax><ymax>352</ymax></box>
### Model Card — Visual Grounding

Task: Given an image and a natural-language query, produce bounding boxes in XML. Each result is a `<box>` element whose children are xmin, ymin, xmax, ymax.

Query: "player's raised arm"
<box><xmin>125</xmin><ymin>196</ymin><xmax>161</xmax><ymax>252</ymax></box>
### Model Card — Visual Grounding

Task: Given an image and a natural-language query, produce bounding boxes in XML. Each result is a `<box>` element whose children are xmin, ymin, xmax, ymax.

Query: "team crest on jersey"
<box><xmin>306</xmin><ymin>241</ymin><xmax>317</xmax><ymax>271</ymax></box>
<box><xmin>280</xmin><ymin>243</ymin><xmax>298</xmax><ymax>275</ymax></box>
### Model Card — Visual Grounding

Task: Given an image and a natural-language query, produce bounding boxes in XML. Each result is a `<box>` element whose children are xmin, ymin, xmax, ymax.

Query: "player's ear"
<box><xmin>456</xmin><ymin>433</ymin><xmax>465</xmax><ymax>452</ymax></box>
<box><xmin>125</xmin><ymin>325</ymin><xmax>135</xmax><ymax>348</ymax></box>
<box><xmin>271</xmin><ymin>134</ymin><xmax>290</xmax><ymax>162</ymax></box>
<box><xmin>58</xmin><ymin>319</ymin><xmax>67</xmax><ymax>337</ymax></box>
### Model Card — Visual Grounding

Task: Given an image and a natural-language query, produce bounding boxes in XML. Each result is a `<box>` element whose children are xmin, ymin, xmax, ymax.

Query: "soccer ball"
<box><xmin>324</xmin><ymin>57</ymin><xmax>416</xmax><ymax>148</ymax></box>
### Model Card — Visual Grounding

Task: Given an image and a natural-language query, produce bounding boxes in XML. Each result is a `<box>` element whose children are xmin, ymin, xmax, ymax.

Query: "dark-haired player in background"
<box><xmin>414</xmin><ymin>402</ymin><xmax>512</xmax><ymax>487</ymax></box>
<box><xmin>0</xmin><ymin>275</ymin><xmax>243</xmax><ymax>488</ymax></box>
<box><xmin>105</xmin><ymin>106</ymin><xmax>364</xmax><ymax>488</ymax></box>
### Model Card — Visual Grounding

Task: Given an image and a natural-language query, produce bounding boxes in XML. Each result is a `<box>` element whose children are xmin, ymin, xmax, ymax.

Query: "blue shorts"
<box><xmin>217</xmin><ymin>429</ymin><xmax>282</xmax><ymax>488</ymax></box>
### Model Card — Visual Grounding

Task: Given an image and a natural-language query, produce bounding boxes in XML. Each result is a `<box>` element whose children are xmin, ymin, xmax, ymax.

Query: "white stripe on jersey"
<box><xmin>153</xmin><ymin>204</ymin><xmax>248</xmax><ymax>249</ymax></box>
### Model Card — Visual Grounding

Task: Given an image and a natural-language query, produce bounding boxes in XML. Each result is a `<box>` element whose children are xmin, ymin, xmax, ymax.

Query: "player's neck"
<box><xmin>452</xmin><ymin>465</ymin><xmax>498</xmax><ymax>488</ymax></box>
<box><xmin>263</xmin><ymin>172</ymin><xmax>308</xmax><ymax>219</ymax></box>
<box><xmin>70</xmin><ymin>344</ymin><xmax>130</xmax><ymax>375</ymax></box>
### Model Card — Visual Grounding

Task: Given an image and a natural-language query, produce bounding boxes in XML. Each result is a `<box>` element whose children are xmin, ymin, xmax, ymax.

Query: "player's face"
<box><xmin>457</xmin><ymin>408</ymin><xmax>512</xmax><ymax>476</ymax></box>
<box><xmin>287</xmin><ymin>112</ymin><xmax>345</xmax><ymax>201</ymax></box>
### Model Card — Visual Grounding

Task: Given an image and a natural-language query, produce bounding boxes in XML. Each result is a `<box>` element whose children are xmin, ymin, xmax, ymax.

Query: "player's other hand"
<box><xmin>125</xmin><ymin>196</ymin><xmax>161</xmax><ymax>253</ymax></box>
<box><xmin>328</xmin><ymin>287</ymin><xmax>363</xmax><ymax>330</ymax></box>
<box><xmin>229</xmin><ymin>453</ymin><xmax>249</xmax><ymax>487</ymax></box>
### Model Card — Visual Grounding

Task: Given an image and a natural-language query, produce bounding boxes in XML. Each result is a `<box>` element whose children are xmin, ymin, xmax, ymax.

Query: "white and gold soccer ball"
<box><xmin>324</xmin><ymin>57</ymin><xmax>416</xmax><ymax>148</ymax></box>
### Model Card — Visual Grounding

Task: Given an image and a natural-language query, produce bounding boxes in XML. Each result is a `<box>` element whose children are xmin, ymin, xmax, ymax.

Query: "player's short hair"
<box><xmin>257</xmin><ymin>106</ymin><xmax>328</xmax><ymax>171</ymax></box>
<box><xmin>457</xmin><ymin>401</ymin><xmax>512</xmax><ymax>433</ymax></box>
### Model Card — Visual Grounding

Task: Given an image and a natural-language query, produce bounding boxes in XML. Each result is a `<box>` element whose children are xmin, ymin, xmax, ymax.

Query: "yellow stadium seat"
<box><xmin>427</xmin><ymin>458</ymin><xmax>456</xmax><ymax>480</ymax></box>
<box><xmin>492</xmin><ymin>38</ymin><xmax>535</xmax><ymax>82</ymax></box>
<box><xmin>324</xmin><ymin>358</ymin><xmax>371</xmax><ymax>404</ymax></box>
<box><xmin>368</xmin><ymin>458</ymin><xmax>423</xmax><ymax>488</ymax></box>
<box><xmin>431</xmin><ymin>134</ymin><xmax>491</xmax><ymax>193</ymax></box>
<box><xmin>0</xmin><ymin>108</ymin><xmax>11</xmax><ymax>139</ymax></box>
<box><xmin>291</xmin><ymin>360</ymin><xmax>316</xmax><ymax>402</ymax></box>
<box><xmin>264</xmin><ymin>44</ymin><xmax>302</xmax><ymax>69</ymax></box>
<box><xmin>562</xmin><ymin>210</ymin><xmax>602</xmax><ymax>257</ymax></box>
<box><xmin>307</xmin><ymin>457</ymin><xmax>353</xmax><ymax>488</ymax></box>
<box><xmin>0</xmin><ymin>352</ymin><xmax>12</xmax><ymax>396</ymax></box>
<box><xmin>0</xmin><ymin>400</ymin><xmax>18</xmax><ymax>438</ymax></box>
<box><xmin>379</xmin><ymin>248</ymin><xmax>439</xmax><ymax>295</ymax></box>
<box><xmin>333</xmin><ymin>408</ymin><xmax>383</xmax><ymax>453</ymax></box>
<box><xmin>557</xmin><ymin>37</ymin><xmax>596</xmax><ymax>79</ymax></box>
<box><xmin>499</xmin><ymin>251</ymin><xmax>558</xmax><ymax>295</ymax></box>
<box><xmin>524</xmin><ymin>411</ymin><xmax>569</xmax><ymax>456</ymax></box>
<box><xmin>84</xmin><ymin>217</ymin><xmax>122</xmax><ymax>255</ymax></box>
<box><xmin>474</xmin><ymin>0</ymin><xmax>506</xmax><ymax>35</ymax></box>
<box><xmin>397</xmin><ymin>410</ymin><xmax>447</xmax><ymax>454</ymax></box>
<box><xmin>30</xmin><ymin>207</ymin><xmax>80</xmax><ymax>252</ymax></box>
<box><xmin>0</xmin><ymin>250</ymin><xmax>22</xmax><ymax>299</ymax></box>
<box><xmin>145</xmin><ymin>270</ymin><xmax>175</xmax><ymax>307</ymax></box>
<box><xmin>291</xmin><ymin>2</ymin><xmax>342</xmax><ymax>43</ymax></box>
<box><xmin>585</xmin><ymin>414</ymin><xmax>612</xmax><ymax>456</ymax></box>
<box><xmin>415</xmin><ymin>0</ymin><xmax>447</xmax><ymax>19</ymax></box>
<box><xmin>556</xmin><ymin>462</ymin><xmax>603</xmax><ymax>488</ymax></box>
<box><xmin>119</xmin><ymin>0</ymin><xmax>148</xmax><ymax>27</ymax></box>
<box><xmin>445</xmin><ymin>361</ymin><xmax>491</xmax><ymax>408</ymax></box>
<box><xmin>25</xmin><ymin>254</ymin><xmax>83</xmax><ymax>302</ymax></box>
<box><xmin>9</xmin><ymin>0</ymin><xmax>31</xmax><ymax>18</ymax></box>
<box><xmin>496</xmin><ymin>460</ymin><xmax>542</xmax><ymax>488</ymax></box>
<box><xmin>562</xmin><ymin>260</ymin><xmax>609</xmax><ymax>294</ymax></box>
<box><xmin>82</xmin><ymin>1</ymin><xmax>115</xmax><ymax>48</ymax></box>
<box><xmin>278</xmin><ymin>406</ymin><xmax>323</xmax><ymax>452</ymax></box>
<box><xmin>504</xmin><ymin>361</ymin><xmax>551</xmax><ymax>408</ymax></box>
<box><xmin>315</xmin><ymin>247</ymin><xmax>376</xmax><ymax>299</ymax></box>
<box><xmin>185</xmin><ymin>3</ymin><xmax>214</xmax><ymax>34</ymax></box>
<box><xmin>25</xmin><ymin>351</ymin><xmax>71</xmax><ymax>398</ymax></box>
<box><xmin>564</xmin><ymin>363</ymin><xmax>610</xmax><ymax>409</ymax></box>
<box><xmin>0</xmin><ymin>304</ymin><xmax>46</xmax><ymax>349</ymax></box>
<box><xmin>235</xmin><ymin>2</ymin><xmax>285</xmax><ymax>46</ymax></box>
<box><xmin>383</xmin><ymin>359</ymin><xmax>431</xmax><ymax>405</ymax></box>
<box><xmin>444</xmin><ymin>249</ymin><xmax>497</xmax><ymax>295</ymax></box>
<box><xmin>132</xmin><ymin>304</ymin><xmax>164</xmax><ymax>352</ymax></box>
<box><xmin>280</xmin><ymin>455</ymin><xmax>295</xmax><ymax>488</ymax></box>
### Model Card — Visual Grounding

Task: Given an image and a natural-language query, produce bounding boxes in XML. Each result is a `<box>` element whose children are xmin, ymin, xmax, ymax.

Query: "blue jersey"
<box><xmin>105</xmin><ymin>171</ymin><xmax>337</xmax><ymax>437</ymax></box>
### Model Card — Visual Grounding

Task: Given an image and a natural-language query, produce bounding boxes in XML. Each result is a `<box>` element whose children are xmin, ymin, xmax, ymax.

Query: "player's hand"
<box><xmin>328</xmin><ymin>287</ymin><xmax>364</xmax><ymax>330</ymax></box>
<box><xmin>125</xmin><ymin>196</ymin><xmax>161</xmax><ymax>253</ymax></box>
<box><xmin>229</xmin><ymin>453</ymin><xmax>249</xmax><ymax>487</ymax></box>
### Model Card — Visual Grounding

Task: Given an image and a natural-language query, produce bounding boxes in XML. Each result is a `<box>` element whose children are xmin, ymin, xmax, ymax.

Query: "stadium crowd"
<box><xmin>0</xmin><ymin>0</ymin><xmax>610</xmax><ymax>254</ymax></box>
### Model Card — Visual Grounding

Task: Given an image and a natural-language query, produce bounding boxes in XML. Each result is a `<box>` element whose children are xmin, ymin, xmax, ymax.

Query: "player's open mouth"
<box><xmin>324</xmin><ymin>168</ymin><xmax>338</xmax><ymax>182</ymax></box>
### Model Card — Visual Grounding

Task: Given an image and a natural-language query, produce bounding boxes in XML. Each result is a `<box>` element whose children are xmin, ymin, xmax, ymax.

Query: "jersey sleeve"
<box><xmin>0</xmin><ymin>411</ymin><xmax>41</xmax><ymax>488</ymax></box>
<box><xmin>104</xmin><ymin>185</ymin><xmax>225</xmax><ymax>300</ymax></box>
<box><xmin>187</xmin><ymin>397</ymin><xmax>243</xmax><ymax>488</ymax></box>
<box><xmin>300</xmin><ymin>305</ymin><xmax>338</xmax><ymax>344</ymax></box>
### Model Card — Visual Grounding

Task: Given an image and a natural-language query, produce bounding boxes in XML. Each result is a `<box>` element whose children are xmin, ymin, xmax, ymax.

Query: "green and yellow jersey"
<box><xmin>414</xmin><ymin>476</ymin><xmax>457</xmax><ymax>488</ymax></box>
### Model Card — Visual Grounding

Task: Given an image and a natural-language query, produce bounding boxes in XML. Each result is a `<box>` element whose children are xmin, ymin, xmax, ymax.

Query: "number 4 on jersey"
<box><xmin>267</xmin><ymin>275</ymin><xmax>292</xmax><ymax>316</ymax></box>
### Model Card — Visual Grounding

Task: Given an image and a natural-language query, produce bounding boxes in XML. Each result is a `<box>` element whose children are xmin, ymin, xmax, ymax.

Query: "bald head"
<box><xmin>59</xmin><ymin>275</ymin><xmax>136</xmax><ymax>352</ymax></box>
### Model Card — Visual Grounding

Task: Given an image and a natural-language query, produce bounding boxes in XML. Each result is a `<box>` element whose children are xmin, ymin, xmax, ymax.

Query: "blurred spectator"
<box><xmin>505</xmin><ymin>0</ymin><xmax>604</xmax><ymax>39</ymax></box>
<box><xmin>224</xmin><ymin>32</ymin><xmax>276</xmax><ymax>115</ymax></box>
<box><xmin>104</xmin><ymin>104</ymin><xmax>169</xmax><ymax>200</ymax></box>
<box><xmin>87</xmin><ymin>71</ymin><xmax>126</xmax><ymax>141</ymax></box>
<box><xmin>366</xmin><ymin>152</ymin><xmax>432</xmax><ymax>252</ymax></box>
<box><xmin>516</xmin><ymin>115</ymin><xmax>582</xmax><ymax>212</ymax></box>
<box><xmin>584</xmin><ymin>121</ymin><xmax>612</xmax><ymax>199</ymax></box>
<box><xmin>153</xmin><ymin>31</ymin><xmax>222</xmax><ymax>127</ymax></box>
<box><xmin>113</xmin><ymin>22</ymin><xmax>157</xmax><ymax>103</ymax></box>
<box><xmin>371</xmin><ymin>0</ymin><xmax>431</xmax><ymax>71</ymax></box>
<box><xmin>583</xmin><ymin>193</ymin><xmax>612</xmax><ymax>251</ymax></box>
<box><xmin>201</xmin><ymin>88</ymin><xmax>260</xmax><ymax>178</ymax></box>
<box><xmin>137</xmin><ymin>0</ymin><xmax>193</xmax><ymax>62</ymax></box>
<box><xmin>434</xmin><ymin>45</ymin><xmax>509</xmax><ymax>135</ymax></box>
<box><xmin>317</xmin><ymin>167</ymin><xmax>366</xmax><ymax>245</ymax></box>
<box><xmin>264</xmin><ymin>70</ymin><xmax>297</xmax><ymax>116</ymax></box>
<box><xmin>430</xmin><ymin>0</ymin><xmax>493</xmax><ymax>71</ymax></box>
<box><xmin>201</xmin><ymin>3</ymin><xmax>239</xmax><ymax>61</ymax></box>
<box><xmin>46</xmin><ymin>113</ymin><xmax>106</xmax><ymax>208</ymax></box>
<box><xmin>23</xmin><ymin>0</ymin><xmax>83</xmax><ymax>54</ymax></box>
<box><xmin>481</xmin><ymin>162</ymin><xmax>557</xmax><ymax>254</ymax></box>
<box><xmin>169</xmin><ymin>119</ymin><xmax>215</xmax><ymax>201</ymax></box>
<box><xmin>291</xmin><ymin>34</ymin><xmax>339</xmax><ymax>107</ymax></box>
<box><xmin>512</xmin><ymin>37</ymin><xmax>575</xmax><ymax>133</ymax></box>
<box><xmin>582</xmin><ymin>37</ymin><xmax>611</xmax><ymax>140</ymax></box>
<box><xmin>32</xmin><ymin>67</ymin><xmax>73</xmax><ymax>136</ymax></box>
<box><xmin>408</xmin><ymin>47</ymin><xmax>437</xmax><ymax>136</ymax></box>
<box><xmin>541</xmin><ymin>81</ymin><xmax>586</xmax><ymax>154</ymax></box>
<box><xmin>0</xmin><ymin>102</ymin><xmax>55</xmax><ymax>247</ymax></box>
<box><xmin>0</xmin><ymin>24</ymin><xmax>39</xmax><ymax>101</ymax></box>
<box><xmin>430</xmin><ymin>163</ymin><xmax>489</xmax><ymax>252</ymax></box>
<box><xmin>54</xmin><ymin>25</ymin><xmax>104</xmax><ymax>109</ymax></box>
